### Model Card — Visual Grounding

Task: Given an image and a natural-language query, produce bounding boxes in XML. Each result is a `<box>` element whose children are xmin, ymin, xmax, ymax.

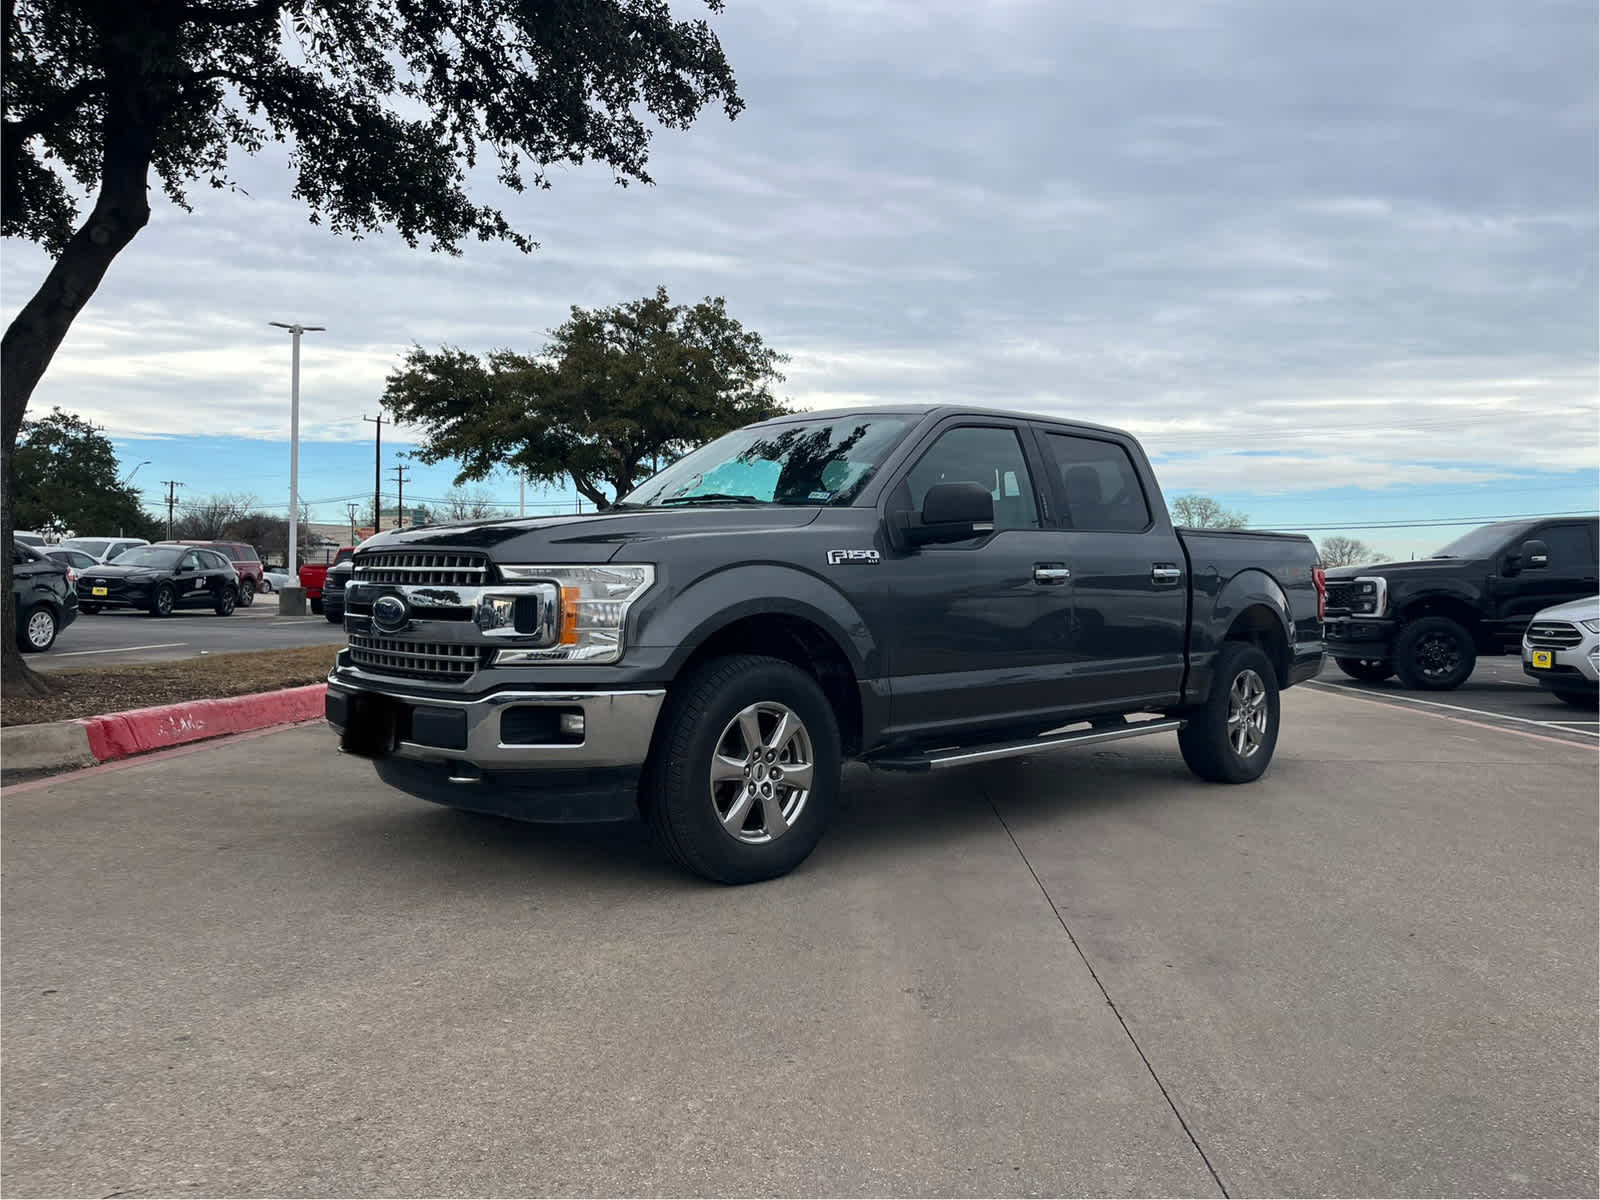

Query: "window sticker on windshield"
<box><xmin>808</xmin><ymin>490</ymin><xmax>833</xmax><ymax>502</ymax></box>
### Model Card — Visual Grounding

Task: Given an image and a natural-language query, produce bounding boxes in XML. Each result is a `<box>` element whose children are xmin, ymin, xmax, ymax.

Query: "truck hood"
<box><xmin>361</xmin><ymin>506</ymin><xmax>823</xmax><ymax>561</ymax></box>
<box><xmin>1323</xmin><ymin>558</ymin><xmax>1483</xmax><ymax>580</ymax></box>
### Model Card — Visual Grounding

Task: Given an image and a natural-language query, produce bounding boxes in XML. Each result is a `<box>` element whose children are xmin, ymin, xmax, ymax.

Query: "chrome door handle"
<box><xmin>1151</xmin><ymin>564</ymin><xmax>1183</xmax><ymax>585</ymax></box>
<box><xmin>1033</xmin><ymin>565</ymin><xmax>1071</xmax><ymax>584</ymax></box>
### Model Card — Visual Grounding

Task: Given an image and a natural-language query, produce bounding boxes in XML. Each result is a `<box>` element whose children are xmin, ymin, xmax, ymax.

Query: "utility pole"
<box><xmin>346</xmin><ymin>502</ymin><xmax>360</xmax><ymax>546</ymax></box>
<box><xmin>162</xmin><ymin>481</ymin><xmax>184</xmax><ymax>540</ymax></box>
<box><xmin>362</xmin><ymin>413</ymin><xmax>386</xmax><ymax>530</ymax></box>
<box><xmin>391</xmin><ymin>462</ymin><xmax>411</xmax><ymax>529</ymax></box>
<box><xmin>269</xmin><ymin>321</ymin><xmax>325</xmax><ymax>580</ymax></box>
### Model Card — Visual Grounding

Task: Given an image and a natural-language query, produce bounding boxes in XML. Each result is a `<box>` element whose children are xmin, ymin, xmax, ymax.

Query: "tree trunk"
<box><xmin>570</xmin><ymin>472</ymin><xmax>613</xmax><ymax>512</ymax></box>
<box><xmin>1</xmin><ymin>98</ymin><xmax>156</xmax><ymax>697</ymax></box>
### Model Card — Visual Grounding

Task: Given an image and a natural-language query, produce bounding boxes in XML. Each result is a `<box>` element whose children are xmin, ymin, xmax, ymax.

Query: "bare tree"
<box><xmin>442</xmin><ymin>488</ymin><xmax>511</xmax><ymax>521</ymax></box>
<box><xmin>1169</xmin><ymin>494</ymin><xmax>1249</xmax><ymax>529</ymax></box>
<box><xmin>169</xmin><ymin>493</ymin><xmax>255</xmax><ymax>541</ymax></box>
<box><xmin>1317</xmin><ymin>536</ymin><xmax>1383</xmax><ymax>567</ymax></box>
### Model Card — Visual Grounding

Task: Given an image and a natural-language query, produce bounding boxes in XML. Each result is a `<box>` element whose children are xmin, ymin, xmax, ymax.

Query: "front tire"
<box><xmin>238</xmin><ymin>578</ymin><xmax>255</xmax><ymax>607</ymax></box>
<box><xmin>1179</xmin><ymin>640</ymin><xmax>1281</xmax><ymax>783</ymax></box>
<box><xmin>150</xmin><ymin>584</ymin><xmax>175</xmax><ymax>617</ymax></box>
<box><xmin>79</xmin><ymin>602</ymin><xmax>102</xmax><ymax>615</ymax></box>
<box><xmin>19</xmin><ymin>604</ymin><xmax>58</xmax><ymax>652</ymax></box>
<box><xmin>1335</xmin><ymin>657</ymin><xmax>1394</xmax><ymax>683</ymax></box>
<box><xmin>1393</xmin><ymin>617</ymin><xmax>1476</xmax><ymax>690</ymax></box>
<box><xmin>325</xmin><ymin>607</ymin><xmax>342</xmax><ymax>624</ymax></box>
<box><xmin>215</xmin><ymin>585</ymin><xmax>237</xmax><ymax>616</ymax></box>
<box><xmin>310</xmin><ymin>598</ymin><xmax>324</xmax><ymax>615</ymax></box>
<box><xmin>642</xmin><ymin>654</ymin><xmax>842</xmax><ymax>884</ymax></box>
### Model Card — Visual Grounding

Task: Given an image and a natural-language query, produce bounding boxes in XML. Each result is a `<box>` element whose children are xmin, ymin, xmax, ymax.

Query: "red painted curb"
<box><xmin>74</xmin><ymin>683</ymin><xmax>328</xmax><ymax>763</ymax></box>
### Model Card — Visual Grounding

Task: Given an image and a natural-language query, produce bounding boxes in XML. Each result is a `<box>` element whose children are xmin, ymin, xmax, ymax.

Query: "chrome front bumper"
<box><xmin>325</xmin><ymin>669</ymin><xmax>666</xmax><ymax>769</ymax></box>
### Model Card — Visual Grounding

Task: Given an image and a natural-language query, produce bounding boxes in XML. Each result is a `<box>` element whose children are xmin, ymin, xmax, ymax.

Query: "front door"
<box><xmin>1498</xmin><ymin>521</ymin><xmax>1599</xmax><ymax>629</ymax></box>
<box><xmin>878</xmin><ymin>421</ymin><xmax>1072</xmax><ymax>742</ymax></box>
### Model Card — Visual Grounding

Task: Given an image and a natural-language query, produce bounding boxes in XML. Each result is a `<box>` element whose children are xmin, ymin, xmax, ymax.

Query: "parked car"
<box><xmin>12</xmin><ymin>540</ymin><xmax>77</xmax><ymax>652</ymax></box>
<box><xmin>328</xmin><ymin>403</ymin><xmax>1326</xmax><ymax>884</ymax></box>
<box><xmin>78</xmin><ymin>544</ymin><xmax>241</xmax><ymax>617</ymax></box>
<box><xmin>1522</xmin><ymin>595</ymin><xmax>1600</xmax><ymax>708</ymax></box>
<box><xmin>300</xmin><ymin>546</ymin><xmax>354</xmax><ymax>615</ymax></box>
<box><xmin>171</xmin><ymin>539</ymin><xmax>265</xmax><ymax>606</ymax></box>
<box><xmin>261</xmin><ymin>569</ymin><xmax>294</xmax><ymax>594</ymax></box>
<box><xmin>58</xmin><ymin>536</ymin><xmax>149</xmax><ymax>562</ymax></box>
<box><xmin>1324</xmin><ymin>516</ymin><xmax>1600</xmax><ymax>690</ymax></box>
<box><xmin>322</xmin><ymin>558</ymin><xmax>353</xmax><ymax>624</ymax></box>
<box><xmin>45</xmin><ymin>547</ymin><xmax>99</xmax><ymax>573</ymax></box>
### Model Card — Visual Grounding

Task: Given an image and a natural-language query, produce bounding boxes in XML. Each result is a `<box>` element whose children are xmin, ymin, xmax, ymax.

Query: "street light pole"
<box><xmin>270</xmin><ymin>321</ymin><xmax>324</xmax><ymax>612</ymax></box>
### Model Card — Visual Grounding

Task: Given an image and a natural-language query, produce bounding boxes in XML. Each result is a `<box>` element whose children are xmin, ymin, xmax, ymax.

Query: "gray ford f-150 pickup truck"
<box><xmin>327</xmin><ymin>405</ymin><xmax>1325</xmax><ymax>883</ymax></box>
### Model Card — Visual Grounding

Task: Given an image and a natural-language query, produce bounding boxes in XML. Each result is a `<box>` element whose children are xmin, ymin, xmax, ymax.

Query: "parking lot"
<box><xmin>35</xmin><ymin>604</ymin><xmax>348</xmax><ymax>671</ymax></box>
<box><xmin>3</xmin><ymin>684</ymin><xmax>1594</xmax><ymax>1198</ymax></box>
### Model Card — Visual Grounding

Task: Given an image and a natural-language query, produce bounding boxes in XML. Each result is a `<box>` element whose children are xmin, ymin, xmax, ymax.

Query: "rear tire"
<box><xmin>1393</xmin><ymin>616</ymin><xmax>1476</xmax><ymax>690</ymax></box>
<box><xmin>238</xmin><ymin>578</ymin><xmax>255</xmax><ymax>607</ymax></box>
<box><xmin>215</xmin><ymin>585</ymin><xmax>237</xmax><ymax>616</ymax></box>
<box><xmin>642</xmin><ymin>654</ymin><xmax>841</xmax><ymax>884</ymax></box>
<box><xmin>19</xmin><ymin>604</ymin><xmax>58</xmax><ymax>652</ymax></box>
<box><xmin>1335</xmin><ymin>657</ymin><xmax>1394</xmax><ymax>683</ymax></box>
<box><xmin>79</xmin><ymin>603</ymin><xmax>102</xmax><ymax>615</ymax></box>
<box><xmin>1178</xmin><ymin>640</ymin><xmax>1281</xmax><ymax>784</ymax></box>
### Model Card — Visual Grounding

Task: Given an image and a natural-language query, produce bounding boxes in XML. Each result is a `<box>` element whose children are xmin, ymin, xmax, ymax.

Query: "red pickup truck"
<box><xmin>299</xmin><ymin>546</ymin><xmax>353</xmax><ymax>614</ymax></box>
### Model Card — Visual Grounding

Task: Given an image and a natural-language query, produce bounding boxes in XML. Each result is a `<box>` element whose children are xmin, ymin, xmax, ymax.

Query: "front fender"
<box><xmin>633</xmin><ymin>561</ymin><xmax>881</xmax><ymax>680</ymax></box>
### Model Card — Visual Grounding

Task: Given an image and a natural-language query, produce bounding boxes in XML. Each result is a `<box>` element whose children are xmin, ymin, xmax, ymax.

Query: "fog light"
<box><xmin>559</xmin><ymin>712</ymin><xmax>585</xmax><ymax>737</ymax></box>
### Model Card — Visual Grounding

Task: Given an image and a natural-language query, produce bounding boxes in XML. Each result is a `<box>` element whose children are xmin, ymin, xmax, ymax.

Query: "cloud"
<box><xmin>2</xmin><ymin>0</ymin><xmax>1594</xmax><ymax>516</ymax></box>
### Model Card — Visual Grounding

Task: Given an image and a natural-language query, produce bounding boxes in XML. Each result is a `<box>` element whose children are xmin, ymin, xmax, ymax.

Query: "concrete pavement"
<box><xmin>2</xmin><ymin>687</ymin><xmax>1595</xmax><ymax>1197</ymax></box>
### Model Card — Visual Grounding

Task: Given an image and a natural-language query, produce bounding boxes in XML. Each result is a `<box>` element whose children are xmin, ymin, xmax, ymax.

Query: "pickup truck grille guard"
<box><xmin>1526</xmin><ymin>621</ymin><xmax>1583</xmax><ymax>648</ymax></box>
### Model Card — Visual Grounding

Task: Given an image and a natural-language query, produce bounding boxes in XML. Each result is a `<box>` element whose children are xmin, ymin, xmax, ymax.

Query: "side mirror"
<box><xmin>904</xmin><ymin>482</ymin><xmax>996</xmax><ymax>546</ymax></box>
<box><xmin>1519</xmin><ymin>538</ymin><xmax>1549</xmax><ymax>570</ymax></box>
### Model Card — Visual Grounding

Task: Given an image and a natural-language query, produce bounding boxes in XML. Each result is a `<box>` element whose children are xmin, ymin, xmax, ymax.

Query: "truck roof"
<box><xmin>746</xmin><ymin>404</ymin><xmax>1135</xmax><ymax>442</ymax></box>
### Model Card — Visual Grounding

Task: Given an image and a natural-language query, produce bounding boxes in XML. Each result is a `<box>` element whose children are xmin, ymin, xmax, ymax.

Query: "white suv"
<box><xmin>1522</xmin><ymin>595</ymin><xmax>1600</xmax><ymax>708</ymax></box>
<box><xmin>59</xmin><ymin>536</ymin><xmax>150</xmax><ymax>563</ymax></box>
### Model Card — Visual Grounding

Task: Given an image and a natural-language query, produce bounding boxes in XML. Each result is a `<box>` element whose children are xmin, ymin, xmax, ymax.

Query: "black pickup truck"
<box><xmin>327</xmin><ymin>405</ymin><xmax>1325</xmax><ymax>883</ymax></box>
<box><xmin>1324</xmin><ymin>516</ymin><xmax>1599</xmax><ymax>690</ymax></box>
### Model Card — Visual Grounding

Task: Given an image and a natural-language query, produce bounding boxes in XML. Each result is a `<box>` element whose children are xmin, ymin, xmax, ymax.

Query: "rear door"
<box><xmin>1030</xmin><ymin>426</ymin><xmax>1189</xmax><ymax>710</ymax></box>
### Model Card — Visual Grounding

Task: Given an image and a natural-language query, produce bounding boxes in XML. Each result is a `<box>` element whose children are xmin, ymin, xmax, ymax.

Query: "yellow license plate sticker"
<box><xmin>91</xmin><ymin>586</ymin><xmax>108</xmax><ymax>597</ymax></box>
<box><xmin>1531</xmin><ymin>649</ymin><xmax>1553</xmax><ymax>669</ymax></box>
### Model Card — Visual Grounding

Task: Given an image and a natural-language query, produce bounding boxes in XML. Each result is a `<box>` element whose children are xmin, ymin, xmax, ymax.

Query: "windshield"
<box><xmin>1429</xmin><ymin>522</ymin><xmax>1530</xmax><ymax>559</ymax></box>
<box><xmin>113</xmin><ymin>546</ymin><xmax>184</xmax><ymax>569</ymax></box>
<box><xmin>62</xmin><ymin>538</ymin><xmax>111</xmax><ymax>556</ymax></box>
<box><xmin>621</xmin><ymin>416</ymin><xmax>913</xmax><ymax>508</ymax></box>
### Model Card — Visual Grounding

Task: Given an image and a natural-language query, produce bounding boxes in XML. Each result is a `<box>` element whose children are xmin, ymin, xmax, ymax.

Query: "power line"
<box><xmin>161</xmin><ymin>481</ymin><xmax>184</xmax><ymax>540</ymax></box>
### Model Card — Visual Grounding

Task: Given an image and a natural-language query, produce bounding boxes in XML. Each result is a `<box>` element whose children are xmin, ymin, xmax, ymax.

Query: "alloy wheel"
<box><xmin>25</xmin><ymin>609</ymin><xmax>55</xmax><ymax>649</ymax></box>
<box><xmin>1227</xmin><ymin>668</ymin><xmax>1269</xmax><ymax>757</ymax></box>
<box><xmin>709</xmin><ymin>702</ymin><xmax>815</xmax><ymax>844</ymax></box>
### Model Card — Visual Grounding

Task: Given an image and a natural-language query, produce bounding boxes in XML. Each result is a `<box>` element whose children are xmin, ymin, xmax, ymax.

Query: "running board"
<box><xmin>867</xmin><ymin>717</ymin><xmax>1186</xmax><ymax>773</ymax></box>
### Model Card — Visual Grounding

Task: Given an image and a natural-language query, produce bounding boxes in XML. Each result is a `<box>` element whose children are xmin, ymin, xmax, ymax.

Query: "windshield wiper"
<box><xmin>658</xmin><ymin>493</ymin><xmax>767</xmax><ymax>506</ymax></box>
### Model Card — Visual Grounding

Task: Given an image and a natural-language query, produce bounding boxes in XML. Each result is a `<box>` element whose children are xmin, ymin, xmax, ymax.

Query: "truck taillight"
<box><xmin>1313</xmin><ymin>566</ymin><xmax>1327</xmax><ymax>621</ymax></box>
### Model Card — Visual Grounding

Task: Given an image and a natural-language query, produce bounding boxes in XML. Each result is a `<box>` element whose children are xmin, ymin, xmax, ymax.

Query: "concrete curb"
<box><xmin>2</xmin><ymin>683</ymin><xmax>327</xmax><ymax>779</ymax></box>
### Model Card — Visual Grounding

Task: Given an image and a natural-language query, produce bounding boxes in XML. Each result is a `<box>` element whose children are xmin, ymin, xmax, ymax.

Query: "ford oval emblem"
<box><xmin>371</xmin><ymin>594</ymin><xmax>409</xmax><ymax>633</ymax></box>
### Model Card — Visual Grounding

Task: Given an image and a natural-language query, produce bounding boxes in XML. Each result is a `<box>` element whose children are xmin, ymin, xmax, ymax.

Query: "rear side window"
<box><xmin>1537</xmin><ymin>524</ymin><xmax>1596</xmax><ymax>570</ymax></box>
<box><xmin>334</xmin><ymin>548</ymin><xmax>354</xmax><ymax>564</ymax></box>
<box><xmin>1039</xmin><ymin>433</ymin><xmax>1152</xmax><ymax>532</ymax></box>
<box><xmin>238</xmin><ymin>545</ymin><xmax>260</xmax><ymax>562</ymax></box>
<box><xmin>201</xmin><ymin>550</ymin><xmax>230</xmax><ymax>569</ymax></box>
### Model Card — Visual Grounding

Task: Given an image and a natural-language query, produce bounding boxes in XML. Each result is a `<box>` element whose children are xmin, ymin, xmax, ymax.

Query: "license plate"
<box><xmin>1531</xmin><ymin>649</ymin><xmax>1553</xmax><ymax>669</ymax></box>
<box><xmin>91</xmin><ymin>586</ymin><xmax>108</xmax><ymax>596</ymax></box>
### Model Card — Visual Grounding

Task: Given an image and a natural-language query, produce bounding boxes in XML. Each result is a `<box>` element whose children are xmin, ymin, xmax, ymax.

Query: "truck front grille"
<box><xmin>1526</xmin><ymin>621</ymin><xmax>1583</xmax><ymax>648</ymax></box>
<box><xmin>354</xmin><ymin>550</ymin><xmax>490</xmax><ymax>588</ymax></box>
<box><xmin>348</xmin><ymin>633</ymin><xmax>482</xmax><ymax>682</ymax></box>
<box><xmin>1323</xmin><ymin>581</ymin><xmax>1356</xmax><ymax>612</ymax></box>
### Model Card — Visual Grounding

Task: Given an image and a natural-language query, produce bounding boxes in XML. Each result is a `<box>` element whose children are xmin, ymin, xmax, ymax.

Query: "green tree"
<box><xmin>3</xmin><ymin>0</ymin><xmax>742</xmax><ymax>692</ymax></box>
<box><xmin>383</xmin><ymin>288</ymin><xmax>792</xmax><ymax>510</ymax></box>
<box><xmin>1169</xmin><ymin>494</ymin><xmax>1250</xmax><ymax>529</ymax></box>
<box><xmin>11</xmin><ymin>407</ymin><xmax>159</xmax><ymax>539</ymax></box>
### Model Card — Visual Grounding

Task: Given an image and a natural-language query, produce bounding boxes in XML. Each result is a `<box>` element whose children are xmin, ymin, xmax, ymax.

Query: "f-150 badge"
<box><xmin>827</xmin><ymin>549</ymin><xmax>880</xmax><ymax>565</ymax></box>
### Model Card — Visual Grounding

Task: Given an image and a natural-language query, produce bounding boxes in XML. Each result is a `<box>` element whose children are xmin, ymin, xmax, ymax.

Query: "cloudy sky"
<box><xmin>5</xmin><ymin>0</ymin><xmax>1596</xmax><ymax>557</ymax></box>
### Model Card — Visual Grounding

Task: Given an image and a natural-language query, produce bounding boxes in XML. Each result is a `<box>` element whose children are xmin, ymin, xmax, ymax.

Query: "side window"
<box><xmin>240</xmin><ymin>546</ymin><xmax>260</xmax><ymax>562</ymax></box>
<box><xmin>900</xmin><ymin>426</ymin><xmax>1040</xmax><ymax>532</ymax></box>
<box><xmin>180</xmin><ymin>551</ymin><xmax>202</xmax><ymax>571</ymax></box>
<box><xmin>1039</xmin><ymin>433</ymin><xmax>1152</xmax><ymax>533</ymax></box>
<box><xmin>1537</xmin><ymin>524</ymin><xmax>1596</xmax><ymax>570</ymax></box>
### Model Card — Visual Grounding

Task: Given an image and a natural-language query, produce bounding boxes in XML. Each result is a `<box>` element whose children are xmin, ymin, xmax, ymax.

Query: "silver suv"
<box><xmin>1522</xmin><ymin>595</ymin><xmax>1600</xmax><ymax>708</ymax></box>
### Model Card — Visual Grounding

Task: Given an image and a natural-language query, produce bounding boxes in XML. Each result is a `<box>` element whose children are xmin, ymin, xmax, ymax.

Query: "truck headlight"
<box><xmin>491</xmin><ymin>565</ymin><xmax>655</xmax><ymax>665</ymax></box>
<box><xmin>1349</xmin><ymin>576</ymin><xmax>1387</xmax><ymax>616</ymax></box>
